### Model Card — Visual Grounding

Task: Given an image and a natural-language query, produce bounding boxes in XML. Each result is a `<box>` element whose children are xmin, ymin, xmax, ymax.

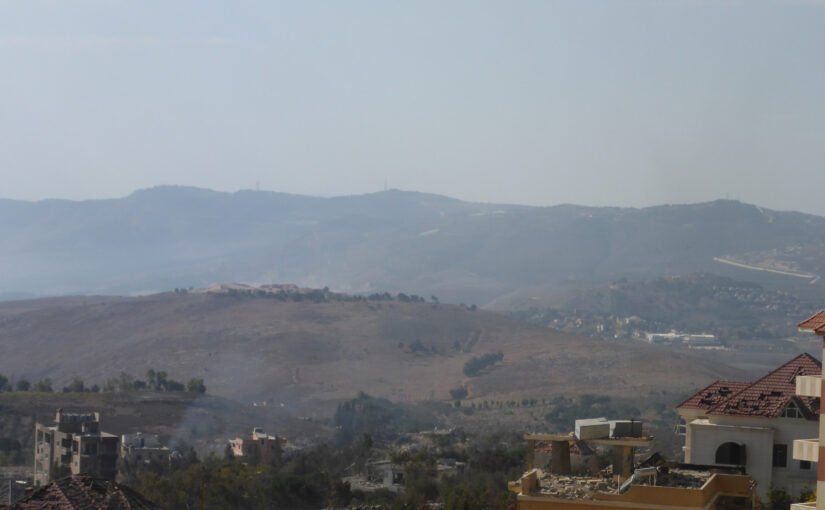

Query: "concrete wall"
<box><xmin>516</xmin><ymin>473</ymin><xmax>754</xmax><ymax>509</ymax></box>
<box><xmin>686</xmin><ymin>416</ymin><xmax>817</xmax><ymax>499</ymax></box>
<box><xmin>33</xmin><ymin>420</ymin><xmax>119</xmax><ymax>485</ymax></box>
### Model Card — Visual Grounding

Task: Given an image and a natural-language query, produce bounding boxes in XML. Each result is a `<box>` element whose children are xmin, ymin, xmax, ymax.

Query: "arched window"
<box><xmin>715</xmin><ymin>442</ymin><xmax>746</xmax><ymax>465</ymax></box>
<box><xmin>780</xmin><ymin>401</ymin><xmax>803</xmax><ymax>418</ymax></box>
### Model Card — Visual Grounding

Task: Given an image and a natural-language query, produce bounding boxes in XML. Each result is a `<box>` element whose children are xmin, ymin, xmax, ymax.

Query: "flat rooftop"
<box><xmin>528</xmin><ymin>468</ymin><xmax>712</xmax><ymax>500</ymax></box>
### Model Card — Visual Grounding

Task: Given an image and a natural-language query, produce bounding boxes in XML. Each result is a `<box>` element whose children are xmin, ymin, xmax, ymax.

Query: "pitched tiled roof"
<box><xmin>676</xmin><ymin>381</ymin><xmax>751</xmax><ymax>411</ymax></box>
<box><xmin>799</xmin><ymin>311</ymin><xmax>825</xmax><ymax>335</ymax></box>
<box><xmin>2</xmin><ymin>475</ymin><xmax>162</xmax><ymax>510</ymax></box>
<box><xmin>677</xmin><ymin>353</ymin><xmax>821</xmax><ymax>420</ymax></box>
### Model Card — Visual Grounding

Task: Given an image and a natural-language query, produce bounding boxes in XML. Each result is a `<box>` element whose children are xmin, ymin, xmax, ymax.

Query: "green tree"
<box><xmin>117</xmin><ymin>372</ymin><xmax>134</xmax><ymax>392</ymax></box>
<box><xmin>15</xmin><ymin>377</ymin><xmax>30</xmax><ymax>392</ymax></box>
<box><xmin>146</xmin><ymin>369</ymin><xmax>157</xmax><ymax>390</ymax></box>
<box><xmin>0</xmin><ymin>374</ymin><xmax>8</xmax><ymax>392</ymax></box>
<box><xmin>102</xmin><ymin>378</ymin><xmax>118</xmax><ymax>392</ymax></box>
<box><xmin>186</xmin><ymin>378</ymin><xmax>206</xmax><ymax>393</ymax></box>
<box><xmin>156</xmin><ymin>371</ymin><xmax>168</xmax><ymax>391</ymax></box>
<box><xmin>66</xmin><ymin>377</ymin><xmax>84</xmax><ymax>393</ymax></box>
<box><xmin>34</xmin><ymin>378</ymin><xmax>53</xmax><ymax>392</ymax></box>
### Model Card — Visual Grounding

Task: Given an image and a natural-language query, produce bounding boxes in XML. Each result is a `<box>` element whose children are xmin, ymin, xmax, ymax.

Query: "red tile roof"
<box><xmin>3</xmin><ymin>475</ymin><xmax>162</xmax><ymax>510</ymax></box>
<box><xmin>799</xmin><ymin>311</ymin><xmax>825</xmax><ymax>335</ymax></box>
<box><xmin>676</xmin><ymin>381</ymin><xmax>751</xmax><ymax>411</ymax></box>
<box><xmin>677</xmin><ymin>353</ymin><xmax>821</xmax><ymax>420</ymax></box>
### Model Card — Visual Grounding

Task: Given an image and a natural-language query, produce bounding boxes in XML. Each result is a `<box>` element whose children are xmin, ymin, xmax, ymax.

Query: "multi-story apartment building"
<box><xmin>33</xmin><ymin>410</ymin><xmax>119</xmax><ymax>486</ymax></box>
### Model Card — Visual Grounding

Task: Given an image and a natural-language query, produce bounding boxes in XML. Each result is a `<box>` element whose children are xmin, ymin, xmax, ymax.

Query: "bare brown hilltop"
<box><xmin>0</xmin><ymin>289</ymin><xmax>744</xmax><ymax>416</ymax></box>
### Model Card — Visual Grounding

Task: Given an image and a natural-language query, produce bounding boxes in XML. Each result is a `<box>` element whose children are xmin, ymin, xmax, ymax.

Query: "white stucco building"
<box><xmin>676</xmin><ymin>353</ymin><xmax>820</xmax><ymax>499</ymax></box>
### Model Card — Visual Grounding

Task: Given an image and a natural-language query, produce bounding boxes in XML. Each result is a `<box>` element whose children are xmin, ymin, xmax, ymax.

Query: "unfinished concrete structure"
<box><xmin>512</xmin><ymin>420</ymin><xmax>756</xmax><ymax>509</ymax></box>
<box><xmin>229</xmin><ymin>428</ymin><xmax>285</xmax><ymax>464</ymax></box>
<box><xmin>33</xmin><ymin>410</ymin><xmax>119</xmax><ymax>487</ymax></box>
<box><xmin>524</xmin><ymin>418</ymin><xmax>652</xmax><ymax>482</ymax></box>
<box><xmin>120</xmin><ymin>433</ymin><xmax>170</xmax><ymax>466</ymax></box>
<box><xmin>676</xmin><ymin>353</ymin><xmax>820</xmax><ymax>499</ymax></box>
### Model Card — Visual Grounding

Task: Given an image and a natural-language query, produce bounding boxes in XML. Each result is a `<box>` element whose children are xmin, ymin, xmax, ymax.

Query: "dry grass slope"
<box><xmin>0</xmin><ymin>293</ymin><xmax>744</xmax><ymax>416</ymax></box>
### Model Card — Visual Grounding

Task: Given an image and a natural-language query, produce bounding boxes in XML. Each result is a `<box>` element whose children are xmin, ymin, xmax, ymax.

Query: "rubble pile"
<box><xmin>645</xmin><ymin>469</ymin><xmax>710</xmax><ymax>489</ymax></box>
<box><xmin>537</xmin><ymin>474</ymin><xmax>613</xmax><ymax>499</ymax></box>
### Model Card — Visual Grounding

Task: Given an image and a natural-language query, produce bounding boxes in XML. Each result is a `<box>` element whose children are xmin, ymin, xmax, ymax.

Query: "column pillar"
<box><xmin>549</xmin><ymin>440</ymin><xmax>571</xmax><ymax>475</ymax></box>
<box><xmin>817</xmin><ymin>336</ymin><xmax>825</xmax><ymax>510</ymax></box>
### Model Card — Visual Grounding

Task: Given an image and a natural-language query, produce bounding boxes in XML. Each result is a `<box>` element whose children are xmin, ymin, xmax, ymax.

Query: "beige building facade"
<box><xmin>677</xmin><ymin>354</ymin><xmax>820</xmax><ymax>499</ymax></box>
<box><xmin>33</xmin><ymin>410</ymin><xmax>119</xmax><ymax>486</ymax></box>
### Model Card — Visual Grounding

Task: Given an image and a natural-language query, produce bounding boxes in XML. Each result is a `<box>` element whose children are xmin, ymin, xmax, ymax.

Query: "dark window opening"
<box><xmin>772</xmin><ymin>444</ymin><xmax>787</xmax><ymax>468</ymax></box>
<box><xmin>800</xmin><ymin>460</ymin><xmax>811</xmax><ymax>470</ymax></box>
<box><xmin>715</xmin><ymin>442</ymin><xmax>746</xmax><ymax>465</ymax></box>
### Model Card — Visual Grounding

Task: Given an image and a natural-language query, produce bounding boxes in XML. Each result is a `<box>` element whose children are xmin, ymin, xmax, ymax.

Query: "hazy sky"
<box><xmin>1</xmin><ymin>1</ymin><xmax>824</xmax><ymax>214</ymax></box>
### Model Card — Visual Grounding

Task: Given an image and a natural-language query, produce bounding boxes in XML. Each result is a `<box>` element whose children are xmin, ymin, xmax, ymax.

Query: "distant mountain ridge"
<box><xmin>2</xmin><ymin>186</ymin><xmax>825</xmax><ymax>305</ymax></box>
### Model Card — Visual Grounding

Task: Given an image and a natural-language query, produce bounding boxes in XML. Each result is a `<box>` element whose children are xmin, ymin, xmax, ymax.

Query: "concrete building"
<box><xmin>33</xmin><ymin>410</ymin><xmax>119</xmax><ymax>487</ymax></box>
<box><xmin>676</xmin><ymin>353</ymin><xmax>820</xmax><ymax>499</ymax></box>
<box><xmin>120</xmin><ymin>433</ymin><xmax>170</xmax><ymax>466</ymax></box>
<box><xmin>229</xmin><ymin>428</ymin><xmax>285</xmax><ymax>464</ymax></box>
<box><xmin>645</xmin><ymin>332</ymin><xmax>718</xmax><ymax>346</ymax></box>
<box><xmin>790</xmin><ymin>311</ymin><xmax>825</xmax><ymax>510</ymax></box>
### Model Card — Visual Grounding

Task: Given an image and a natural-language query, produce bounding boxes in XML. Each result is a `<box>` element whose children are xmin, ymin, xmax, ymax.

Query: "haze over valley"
<box><xmin>3</xmin><ymin>2</ymin><xmax>825</xmax><ymax>507</ymax></box>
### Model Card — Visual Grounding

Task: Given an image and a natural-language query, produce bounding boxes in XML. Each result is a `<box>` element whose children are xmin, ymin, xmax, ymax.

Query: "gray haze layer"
<box><xmin>3</xmin><ymin>186</ymin><xmax>825</xmax><ymax>305</ymax></box>
<box><xmin>1</xmin><ymin>2</ymin><xmax>824</xmax><ymax>214</ymax></box>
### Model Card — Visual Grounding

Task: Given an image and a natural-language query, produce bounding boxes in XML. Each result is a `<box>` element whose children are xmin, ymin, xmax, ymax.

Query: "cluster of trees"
<box><xmin>463</xmin><ymin>352</ymin><xmax>503</xmax><ymax>377</ymax></box>
<box><xmin>128</xmin><ymin>431</ymin><xmax>523</xmax><ymax>510</ymax></box>
<box><xmin>0</xmin><ymin>371</ymin><xmax>205</xmax><ymax>395</ymax></box>
<box><xmin>0</xmin><ymin>374</ymin><xmax>56</xmax><ymax>393</ymax></box>
<box><xmin>215</xmin><ymin>286</ymin><xmax>442</xmax><ymax>306</ymax></box>
<box><xmin>454</xmin><ymin>399</ymin><xmax>539</xmax><ymax>409</ymax></box>
<box><xmin>101</xmin><ymin>370</ymin><xmax>205</xmax><ymax>393</ymax></box>
<box><xmin>332</xmin><ymin>393</ymin><xmax>445</xmax><ymax>445</ymax></box>
<box><xmin>212</xmin><ymin>285</ymin><xmax>483</xmax><ymax>312</ymax></box>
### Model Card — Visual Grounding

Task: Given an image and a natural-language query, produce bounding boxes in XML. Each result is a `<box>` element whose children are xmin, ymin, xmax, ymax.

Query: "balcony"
<box><xmin>796</xmin><ymin>375</ymin><xmax>821</xmax><ymax>398</ymax></box>
<box><xmin>790</xmin><ymin>503</ymin><xmax>815</xmax><ymax>510</ymax></box>
<box><xmin>793</xmin><ymin>439</ymin><xmax>819</xmax><ymax>463</ymax></box>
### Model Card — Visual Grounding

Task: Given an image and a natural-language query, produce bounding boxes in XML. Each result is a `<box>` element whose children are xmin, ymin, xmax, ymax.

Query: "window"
<box><xmin>780</xmin><ymin>401</ymin><xmax>804</xmax><ymax>418</ymax></box>
<box><xmin>800</xmin><ymin>460</ymin><xmax>811</xmax><ymax>470</ymax></box>
<box><xmin>716</xmin><ymin>442</ymin><xmax>746</xmax><ymax>465</ymax></box>
<box><xmin>773</xmin><ymin>444</ymin><xmax>788</xmax><ymax>468</ymax></box>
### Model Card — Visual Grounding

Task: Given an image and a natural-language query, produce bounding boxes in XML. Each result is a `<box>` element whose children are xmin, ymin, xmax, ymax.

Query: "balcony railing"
<box><xmin>796</xmin><ymin>375</ymin><xmax>821</xmax><ymax>398</ymax></box>
<box><xmin>793</xmin><ymin>439</ymin><xmax>819</xmax><ymax>463</ymax></box>
<box><xmin>790</xmin><ymin>502</ymin><xmax>815</xmax><ymax>510</ymax></box>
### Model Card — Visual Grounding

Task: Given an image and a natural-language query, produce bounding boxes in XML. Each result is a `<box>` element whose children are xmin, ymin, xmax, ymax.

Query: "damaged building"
<box><xmin>33</xmin><ymin>410</ymin><xmax>119</xmax><ymax>487</ymax></box>
<box><xmin>676</xmin><ymin>353</ymin><xmax>820</xmax><ymax>499</ymax></box>
<box><xmin>510</xmin><ymin>418</ymin><xmax>756</xmax><ymax>509</ymax></box>
<box><xmin>229</xmin><ymin>427</ymin><xmax>286</xmax><ymax>464</ymax></box>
